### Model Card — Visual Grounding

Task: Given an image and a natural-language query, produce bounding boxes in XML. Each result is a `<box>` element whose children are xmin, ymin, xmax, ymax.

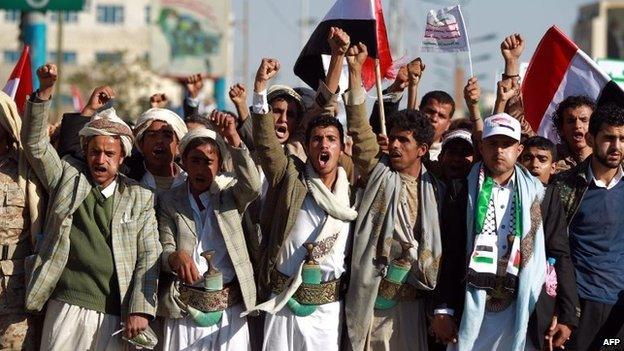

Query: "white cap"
<box><xmin>442</xmin><ymin>128</ymin><xmax>473</xmax><ymax>149</ymax></box>
<box><xmin>482</xmin><ymin>113</ymin><xmax>521</xmax><ymax>141</ymax></box>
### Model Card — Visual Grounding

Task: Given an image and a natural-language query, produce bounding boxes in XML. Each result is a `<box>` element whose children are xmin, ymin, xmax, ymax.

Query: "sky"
<box><xmin>229</xmin><ymin>0</ymin><xmax>599</xmax><ymax>99</ymax></box>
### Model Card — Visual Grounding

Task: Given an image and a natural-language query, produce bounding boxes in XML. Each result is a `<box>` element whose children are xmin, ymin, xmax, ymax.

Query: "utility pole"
<box><xmin>388</xmin><ymin>0</ymin><xmax>404</xmax><ymax>58</ymax></box>
<box><xmin>54</xmin><ymin>12</ymin><xmax>64</xmax><ymax>120</ymax></box>
<box><xmin>243</xmin><ymin>0</ymin><xmax>249</xmax><ymax>83</ymax></box>
<box><xmin>300</xmin><ymin>0</ymin><xmax>309</xmax><ymax>50</ymax></box>
<box><xmin>22</xmin><ymin>11</ymin><xmax>47</xmax><ymax>89</ymax></box>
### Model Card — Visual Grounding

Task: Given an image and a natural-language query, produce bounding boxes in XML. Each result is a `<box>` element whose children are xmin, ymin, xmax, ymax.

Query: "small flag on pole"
<box><xmin>294</xmin><ymin>0</ymin><xmax>394</xmax><ymax>91</ymax></box>
<box><xmin>70</xmin><ymin>85</ymin><xmax>85</xmax><ymax>112</ymax></box>
<box><xmin>420</xmin><ymin>5</ymin><xmax>473</xmax><ymax>76</ymax></box>
<box><xmin>522</xmin><ymin>26</ymin><xmax>624</xmax><ymax>142</ymax></box>
<box><xmin>2</xmin><ymin>46</ymin><xmax>33</xmax><ymax>115</ymax></box>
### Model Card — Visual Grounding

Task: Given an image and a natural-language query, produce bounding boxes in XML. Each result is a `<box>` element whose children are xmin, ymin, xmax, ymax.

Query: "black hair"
<box><xmin>521</xmin><ymin>136</ymin><xmax>557</xmax><ymax>160</ymax></box>
<box><xmin>270</xmin><ymin>95</ymin><xmax>303</xmax><ymax>119</ymax></box>
<box><xmin>184</xmin><ymin>113</ymin><xmax>212</xmax><ymax>129</ymax></box>
<box><xmin>305</xmin><ymin>116</ymin><xmax>345</xmax><ymax>146</ymax></box>
<box><xmin>419</xmin><ymin>90</ymin><xmax>455</xmax><ymax>117</ymax></box>
<box><xmin>554</xmin><ymin>95</ymin><xmax>595</xmax><ymax>130</ymax></box>
<box><xmin>449</xmin><ymin>118</ymin><xmax>473</xmax><ymax>131</ymax></box>
<box><xmin>589</xmin><ymin>103</ymin><xmax>624</xmax><ymax>136</ymax></box>
<box><xmin>387</xmin><ymin>109</ymin><xmax>435</xmax><ymax>146</ymax></box>
<box><xmin>181</xmin><ymin>137</ymin><xmax>222</xmax><ymax>167</ymax></box>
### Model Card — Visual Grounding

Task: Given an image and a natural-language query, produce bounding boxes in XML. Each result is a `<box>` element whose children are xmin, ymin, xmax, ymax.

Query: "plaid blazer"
<box><xmin>157</xmin><ymin>144</ymin><xmax>260</xmax><ymax>318</ymax></box>
<box><xmin>21</xmin><ymin>100</ymin><xmax>161</xmax><ymax>318</ymax></box>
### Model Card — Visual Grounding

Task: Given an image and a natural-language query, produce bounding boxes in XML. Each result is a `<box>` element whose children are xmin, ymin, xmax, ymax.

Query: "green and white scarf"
<box><xmin>466</xmin><ymin>165</ymin><xmax>523</xmax><ymax>293</ymax></box>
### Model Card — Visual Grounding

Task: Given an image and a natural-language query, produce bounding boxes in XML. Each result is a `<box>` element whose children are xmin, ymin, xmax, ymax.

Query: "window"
<box><xmin>4</xmin><ymin>10</ymin><xmax>19</xmax><ymax>22</ymax></box>
<box><xmin>144</xmin><ymin>5</ymin><xmax>151</xmax><ymax>24</ymax></box>
<box><xmin>3</xmin><ymin>50</ymin><xmax>20</xmax><ymax>63</ymax></box>
<box><xmin>96</xmin><ymin>5</ymin><xmax>124</xmax><ymax>24</ymax></box>
<box><xmin>50</xmin><ymin>12</ymin><xmax>79</xmax><ymax>23</ymax></box>
<box><xmin>48</xmin><ymin>51</ymin><xmax>77</xmax><ymax>64</ymax></box>
<box><xmin>95</xmin><ymin>51</ymin><xmax>122</xmax><ymax>63</ymax></box>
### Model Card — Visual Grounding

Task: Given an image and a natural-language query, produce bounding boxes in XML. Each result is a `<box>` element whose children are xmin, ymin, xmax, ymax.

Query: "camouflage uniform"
<box><xmin>0</xmin><ymin>153</ymin><xmax>38</xmax><ymax>350</ymax></box>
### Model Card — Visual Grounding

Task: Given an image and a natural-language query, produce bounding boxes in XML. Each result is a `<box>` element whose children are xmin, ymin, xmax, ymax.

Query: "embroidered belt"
<box><xmin>270</xmin><ymin>270</ymin><xmax>345</xmax><ymax>305</ymax></box>
<box><xmin>376</xmin><ymin>278</ymin><xmax>426</xmax><ymax>302</ymax></box>
<box><xmin>178</xmin><ymin>281</ymin><xmax>242</xmax><ymax>312</ymax></box>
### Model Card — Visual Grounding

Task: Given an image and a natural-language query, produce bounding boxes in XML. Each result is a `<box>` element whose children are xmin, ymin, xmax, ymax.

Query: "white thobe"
<box><xmin>162</xmin><ymin>186</ymin><xmax>249</xmax><ymax>351</ymax></box>
<box><xmin>262</xmin><ymin>195</ymin><xmax>351</xmax><ymax>351</ymax></box>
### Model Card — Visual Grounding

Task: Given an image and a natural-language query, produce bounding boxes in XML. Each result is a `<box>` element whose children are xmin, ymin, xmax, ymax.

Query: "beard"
<box><xmin>594</xmin><ymin>149</ymin><xmax>624</xmax><ymax>169</ymax></box>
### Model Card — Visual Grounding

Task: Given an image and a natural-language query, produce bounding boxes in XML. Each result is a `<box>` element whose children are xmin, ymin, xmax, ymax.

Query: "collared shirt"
<box><xmin>99</xmin><ymin>179</ymin><xmax>117</xmax><ymax>199</ymax></box>
<box><xmin>587</xmin><ymin>163</ymin><xmax>624</xmax><ymax>190</ymax></box>
<box><xmin>252</xmin><ymin>89</ymin><xmax>269</xmax><ymax>115</ymax></box>
<box><xmin>187</xmin><ymin>184</ymin><xmax>235</xmax><ymax>285</ymax></box>
<box><xmin>490</xmin><ymin>176</ymin><xmax>516</xmax><ymax>256</ymax></box>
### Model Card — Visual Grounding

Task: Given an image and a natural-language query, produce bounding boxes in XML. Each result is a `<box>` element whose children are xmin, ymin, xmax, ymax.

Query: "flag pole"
<box><xmin>374</xmin><ymin>59</ymin><xmax>387</xmax><ymax>135</ymax></box>
<box><xmin>467</xmin><ymin>50</ymin><xmax>474</xmax><ymax>78</ymax></box>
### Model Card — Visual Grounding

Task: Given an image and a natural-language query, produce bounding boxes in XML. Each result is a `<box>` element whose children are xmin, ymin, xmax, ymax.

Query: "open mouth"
<box><xmin>93</xmin><ymin>166</ymin><xmax>107</xmax><ymax>174</ymax></box>
<box><xmin>389</xmin><ymin>152</ymin><xmax>402</xmax><ymax>159</ymax></box>
<box><xmin>275</xmin><ymin>126</ymin><xmax>288</xmax><ymax>139</ymax></box>
<box><xmin>572</xmin><ymin>132</ymin><xmax>585</xmax><ymax>142</ymax></box>
<box><xmin>152</xmin><ymin>146</ymin><xmax>166</xmax><ymax>157</ymax></box>
<box><xmin>318</xmin><ymin>152</ymin><xmax>330</xmax><ymax>168</ymax></box>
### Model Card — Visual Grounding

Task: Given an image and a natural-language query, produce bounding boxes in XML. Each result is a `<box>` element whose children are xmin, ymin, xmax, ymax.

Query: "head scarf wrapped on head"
<box><xmin>134</xmin><ymin>108</ymin><xmax>187</xmax><ymax>153</ymax></box>
<box><xmin>79</xmin><ymin>108</ymin><xmax>134</xmax><ymax>156</ymax></box>
<box><xmin>178</xmin><ymin>127</ymin><xmax>223</xmax><ymax>157</ymax></box>
<box><xmin>0</xmin><ymin>91</ymin><xmax>45</xmax><ymax>244</ymax></box>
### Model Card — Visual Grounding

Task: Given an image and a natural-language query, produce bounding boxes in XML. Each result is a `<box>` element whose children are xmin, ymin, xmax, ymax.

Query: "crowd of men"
<box><xmin>0</xmin><ymin>27</ymin><xmax>622</xmax><ymax>351</ymax></box>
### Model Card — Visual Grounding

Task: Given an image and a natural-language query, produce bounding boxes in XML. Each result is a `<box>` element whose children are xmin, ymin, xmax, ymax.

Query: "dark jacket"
<box><xmin>552</xmin><ymin>157</ymin><xmax>592</xmax><ymax>226</ymax></box>
<box><xmin>528</xmin><ymin>185</ymin><xmax>580</xmax><ymax>349</ymax></box>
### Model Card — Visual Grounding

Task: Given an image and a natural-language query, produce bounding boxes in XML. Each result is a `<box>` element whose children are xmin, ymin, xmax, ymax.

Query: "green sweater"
<box><xmin>53</xmin><ymin>187</ymin><xmax>121</xmax><ymax>315</ymax></box>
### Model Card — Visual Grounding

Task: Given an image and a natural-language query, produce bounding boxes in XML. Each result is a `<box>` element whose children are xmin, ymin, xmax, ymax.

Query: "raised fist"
<box><xmin>82</xmin><ymin>86</ymin><xmax>116</xmax><ymax>116</ymax></box>
<box><xmin>328</xmin><ymin>27</ymin><xmax>350</xmax><ymax>55</ymax></box>
<box><xmin>228</xmin><ymin>83</ymin><xmax>247</xmax><ymax>106</ymax></box>
<box><xmin>254</xmin><ymin>58</ymin><xmax>281</xmax><ymax>92</ymax></box>
<box><xmin>346</xmin><ymin>42</ymin><xmax>368</xmax><ymax>71</ymax></box>
<box><xmin>501</xmin><ymin>33</ymin><xmax>525</xmax><ymax>62</ymax></box>
<box><xmin>186</xmin><ymin>73</ymin><xmax>204</xmax><ymax>99</ymax></box>
<box><xmin>36</xmin><ymin>63</ymin><xmax>58</xmax><ymax>92</ymax></box>
<box><xmin>407</xmin><ymin>57</ymin><xmax>426</xmax><ymax>84</ymax></box>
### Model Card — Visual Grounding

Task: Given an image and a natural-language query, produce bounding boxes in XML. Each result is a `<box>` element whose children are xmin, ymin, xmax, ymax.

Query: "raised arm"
<box><xmin>21</xmin><ymin>64</ymin><xmax>63</xmax><ymax>192</ymax></box>
<box><xmin>228</xmin><ymin>83</ymin><xmax>255</xmax><ymax>150</ymax></box>
<box><xmin>183</xmin><ymin>73</ymin><xmax>204</xmax><ymax>118</ymax></box>
<box><xmin>290</xmin><ymin>26</ymin><xmax>350</xmax><ymax>145</ymax></box>
<box><xmin>500</xmin><ymin>33</ymin><xmax>535</xmax><ymax>136</ymax></box>
<box><xmin>464</xmin><ymin>77</ymin><xmax>483</xmax><ymax>157</ymax></box>
<box><xmin>251</xmin><ymin>58</ymin><xmax>290</xmax><ymax>186</ymax></box>
<box><xmin>407</xmin><ymin>57</ymin><xmax>425</xmax><ymax>110</ymax></box>
<box><xmin>345</xmin><ymin>42</ymin><xmax>380</xmax><ymax>178</ymax></box>
<box><xmin>210</xmin><ymin>110</ymin><xmax>261</xmax><ymax>213</ymax></box>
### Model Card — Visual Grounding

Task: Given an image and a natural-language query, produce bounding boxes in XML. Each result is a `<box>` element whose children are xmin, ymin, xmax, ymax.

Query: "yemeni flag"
<box><xmin>522</xmin><ymin>26</ymin><xmax>624</xmax><ymax>141</ymax></box>
<box><xmin>2</xmin><ymin>46</ymin><xmax>32</xmax><ymax>115</ymax></box>
<box><xmin>294</xmin><ymin>0</ymin><xmax>393</xmax><ymax>91</ymax></box>
<box><xmin>70</xmin><ymin>85</ymin><xmax>85</xmax><ymax>112</ymax></box>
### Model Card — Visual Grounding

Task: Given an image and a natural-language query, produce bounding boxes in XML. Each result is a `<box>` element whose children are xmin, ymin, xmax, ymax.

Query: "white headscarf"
<box><xmin>178</xmin><ymin>127</ymin><xmax>222</xmax><ymax>157</ymax></box>
<box><xmin>78</xmin><ymin>108</ymin><xmax>134</xmax><ymax>156</ymax></box>
<box><xmin>134</xmin><ymin>108</ymin><xmax>187</xmax><ymax>153</ymax></box>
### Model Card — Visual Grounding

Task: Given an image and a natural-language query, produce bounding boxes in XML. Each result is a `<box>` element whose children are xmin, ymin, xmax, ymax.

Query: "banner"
<box><xmin>150</xmin><ymin>0</ymin><xmax>230</xmax><ymax>77</ymax></box>
<box><xmin>421</xmin><ymin>5</ymin><xmax>470</xmax><ymax>53</ymax></box>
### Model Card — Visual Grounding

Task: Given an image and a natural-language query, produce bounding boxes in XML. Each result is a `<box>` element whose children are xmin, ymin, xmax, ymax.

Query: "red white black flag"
<box><xmin>2</xmin><ymin>46</ymin><xmax>32</xmax><ymax>115</ymax></box>
<box><xmin>294</xmin><ymin>0</ymin><xmax>393</xmax><ymax>91</ymax></box>
<box><xmin>522</xmin><ymin>26</ymin><xmax>624</xmax><ymax>141</ymax></box>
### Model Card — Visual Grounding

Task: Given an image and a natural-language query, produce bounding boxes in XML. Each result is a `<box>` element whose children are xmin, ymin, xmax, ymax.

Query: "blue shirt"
<box><xmin>569</xmin><ymin>177</ymin><xmax>624</xmax><ymax>305</ymax></box>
